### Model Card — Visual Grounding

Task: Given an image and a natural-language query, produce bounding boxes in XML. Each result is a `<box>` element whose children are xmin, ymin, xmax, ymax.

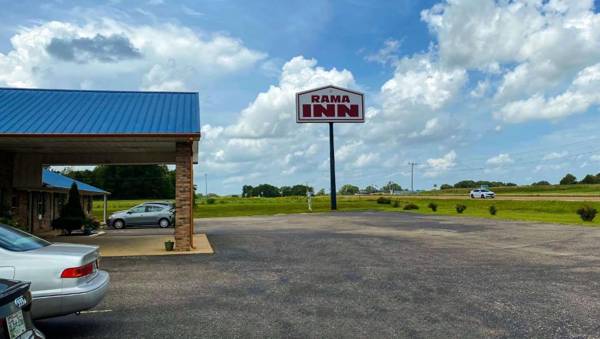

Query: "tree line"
<box><xmin>439</xmin><ymin>180</ymin><xmax>517</xmax><ymax>190</ymax></box>
<box><xmin>61</xmin><ymin>165</ymin><xmax>175</xmax><ymax>199</ymax></box>
<box><xmin>242</xmin><ymin>184</ymin><xmax>316</xmax><ymax>197</ymax></box>
<box><xmin>558</xmin><ymin>173</ymin><xmax>600</xmax><ymax>185</ymax></box>
<box><xmin>439</xmin><ymin>172</ymin><xmax>600</xmax><ymax>189</ymax></box>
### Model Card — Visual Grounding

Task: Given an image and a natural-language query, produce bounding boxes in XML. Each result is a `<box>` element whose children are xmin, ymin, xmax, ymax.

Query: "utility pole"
<box><xmin>408</xmin><ymin>162</ymin><xmax>418</xmax><ymax>192</ymax></box>
<box><xmin>204</xmin><ymin>173</ymin><xmax>208</xmax><ymax>198</ymax></box>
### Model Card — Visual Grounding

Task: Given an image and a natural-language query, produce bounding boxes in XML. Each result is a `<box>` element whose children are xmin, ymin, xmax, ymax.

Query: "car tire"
<box><xmin>113</xmin><ymin>219</ymin><xmax>125</xmax><ymax>229</ymax></box>
<box><xmin>159</xmin><ymin>218</ymin><xmax>170</xmax><ymax>228</ymax></box>
<box><xmin>470</xmin><ymin>194</ymin><xmax>474</xmax><ymax>199</ymax></box>
<box><xmin>481</xmin><ymin>194</ymin><xmax>485</xmax><ymax>199</ymax></box>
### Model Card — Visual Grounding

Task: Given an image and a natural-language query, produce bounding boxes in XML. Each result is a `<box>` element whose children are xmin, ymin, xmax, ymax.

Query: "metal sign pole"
<box><xmin>329</xmin><ymin>122</ymin><xmax>337</xmax><ymax>210</ymax></box>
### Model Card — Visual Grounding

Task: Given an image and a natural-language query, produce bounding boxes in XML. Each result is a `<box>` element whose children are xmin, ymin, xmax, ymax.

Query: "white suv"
<box><xmin>470</xmin><ymin>189</ymin><xmax>495</xmax><ymax>199</ymax></box>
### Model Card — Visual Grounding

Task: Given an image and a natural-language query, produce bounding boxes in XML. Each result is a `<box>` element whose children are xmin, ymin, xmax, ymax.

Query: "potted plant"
<box><xmin>164</xmin><ymin>240</ymin><xmax>175</xmax><ymax>251</ymax></box>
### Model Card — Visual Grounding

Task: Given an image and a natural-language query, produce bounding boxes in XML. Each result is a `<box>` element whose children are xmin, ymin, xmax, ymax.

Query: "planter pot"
<box><xmin>164</xmin><ymin>241</ymin><xmax>175</xmax><ymax>251</ymax></box>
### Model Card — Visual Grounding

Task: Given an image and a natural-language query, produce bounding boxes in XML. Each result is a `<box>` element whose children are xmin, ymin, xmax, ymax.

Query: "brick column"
<box><xmin>175</xmin><ymin>142</ymin><xmax>194</xmax><ymax>251</ymax></box>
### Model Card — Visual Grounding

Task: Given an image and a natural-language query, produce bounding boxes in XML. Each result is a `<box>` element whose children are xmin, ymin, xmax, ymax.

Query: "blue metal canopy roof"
<box><xmin>0</xmin><ymin>88</ymin><xmax>200</xmax><ymax>136</ymax></box>
<box><xmin>42</xmin><ymin>169</ymin><xmax>109</xmax><ymax>195</ymax></box>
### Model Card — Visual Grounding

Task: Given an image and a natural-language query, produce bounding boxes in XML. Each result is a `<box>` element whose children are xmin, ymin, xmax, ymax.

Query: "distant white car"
<box><xmin>470</xmin><ymin>189</ymin><xmax>495</xmax><ymax>199</ymax></box>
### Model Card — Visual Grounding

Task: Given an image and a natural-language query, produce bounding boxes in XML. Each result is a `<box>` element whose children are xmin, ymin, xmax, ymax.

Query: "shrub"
<box><xmin>428</xmin><ymin>202</ymin><xmax>438</xmax><ymax>212</ymax></box>
<box><xmin>455</xmin><ymin>204</ymin><xmax>467</xmax><ymax>214</ymax></box>
<box><xmin>52</xmin><ymin>216</ymin><xmax>85</xmax><ymax>235</ymax></box>
<box><xmin>392</xmin><ymin>200</ymin><xmax>400</xmax><ymax>208</ymax></box>
<box><xmin>576</xmin><ymin>205</ymin><xmax>597</xmax><ymax>222</ymax></box>
<box><xmin>206</xmin><ymin>198</ymin><xmax>216</xmax><ymax>205</ymax></box>
<box><xmin>52</xmin><ymin>183</ymin><xmax>86</xmax><ymax>234</ymax></box>
<box><xmin>376</xmin><ymin>197</ymin><xmax>391</xmax><ymax>204</ymax></box>
<box><xmin>83</xmin><ymin>216</ymin><xmax>101</xmax><ymax>235</ymax></box>
<box><xmin>489</xmin><ymin>205</ymin><xmax>497</xmax><ymax>216</ymax></box>
<box><xmin>403</xmin><ymin>203</ymin><xmax>419</xmax><ymax>210</ymax></box>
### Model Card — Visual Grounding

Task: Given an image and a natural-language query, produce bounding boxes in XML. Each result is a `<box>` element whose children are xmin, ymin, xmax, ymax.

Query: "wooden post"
<box><xmin>103</xmin><ymin>194</ymin><xmax>108</xmax><ymax>225</ymax></box>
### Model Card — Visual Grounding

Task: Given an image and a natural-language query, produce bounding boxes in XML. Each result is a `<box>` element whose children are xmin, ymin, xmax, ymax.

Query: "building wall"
<box><xmin>0</xmin><ymin>152</ymin><xmax>14</xmax><ymax>217</ymax></box>
<box><xmin>11</xmin><ymin>190</ymin><xmax>95</xmax><ymax>235</ymax></box>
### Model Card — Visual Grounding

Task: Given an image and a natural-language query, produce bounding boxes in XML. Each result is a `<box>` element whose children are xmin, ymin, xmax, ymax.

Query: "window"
<box><xmin>0</xmin><ymin>223</ymin><xmax>50</xmax><ymax>252</ymax></box>
<box><xmin>37</xmin><ymin>193</ymin><xmax>46</xmax><ymax>216</ymax></box>
<box><xmin>130</xmin><ymin>206</ymin><xmax>146</xmax><ymax>214</ymax></box>
<box><xmin>146</xmin><ymin>205</ymin><xmax>164</xmax><ymax>212</ymax></box>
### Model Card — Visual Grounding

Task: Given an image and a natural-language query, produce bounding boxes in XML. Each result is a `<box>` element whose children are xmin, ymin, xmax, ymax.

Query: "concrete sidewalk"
<box><xmin>51</xmin><ymin>233</ymin><xmax>214</xmax><ymax>257</ymax></box>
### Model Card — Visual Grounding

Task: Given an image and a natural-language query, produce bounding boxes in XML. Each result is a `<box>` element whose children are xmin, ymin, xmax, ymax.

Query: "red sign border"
<box><xmin>296</xmin><ymin>85</ymin><xmax>365</xmax><ymax>123</ymax></box>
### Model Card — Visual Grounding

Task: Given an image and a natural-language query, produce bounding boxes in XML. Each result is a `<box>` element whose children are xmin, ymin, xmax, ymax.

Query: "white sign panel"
<box><xmin>296</xmin><ymin>85</ymin><xmax>364</xmax><ymax>123</ymax></box>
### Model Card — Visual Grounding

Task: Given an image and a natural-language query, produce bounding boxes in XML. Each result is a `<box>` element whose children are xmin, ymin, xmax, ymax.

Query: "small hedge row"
<box><xmin>376</xmin><ymin>199</ymin><xmax>598</xmax><ymax>221</ymax></box>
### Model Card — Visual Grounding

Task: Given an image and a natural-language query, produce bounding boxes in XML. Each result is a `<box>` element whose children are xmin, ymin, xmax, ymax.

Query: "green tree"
<box><xmin>579</xmin><ymin>174</ymin><xmax>599</xmax><ymax>184</ymax></box>
<box><xmin>560</xmin><ymin>173</ymin><xmax>577</xmax><ymax>185</ymax></box>
<box><xmin>363</xmin><ymin>185</ymin><xmax>378</xmax><ymax>194</ymax></box>
<box><xmin>440</xmin><ymin>184</ymin><xmax>453</xmax><ymax>190</ymax></box>
<box><xmin>339</xmin><ymin>184</ymin><xmax>359</xmax><ymax>195</ymax></box>
<box><xmin>242</xmin><ymin>185</ymin><xmax>254</xmax><ymax>197</ymax></box>
<box><xmin>382</xmin><ymin>181</ymin><xmax>402</xmax><ymax>193</ymax></box>
<box><xmin>290</xmin><ymin>185</ymin><xmax>313</xmax><ymax>196</ymax></box>
<box><xmin>532</xmin><ymin>180</ymin><xmax>551</xmax><ymax>186</ymax></box>
<box><xmin>252</xmin><ymin>184</ymin><xmax>280</xmax><ymax>197</ymax></box>
<box><xmin>280</xmin><ymin>186</ymin><xmax>293</xmax><ymax>196</ymax></box>
<box><xmin>65</xmin><ymin>165</ymin><xmax>174</xmax><ymax>199</ymax></box>
<box><xmin>52</xmin><ymin>183</ymin><xmax>86</xmax><ymax>234</ymax></box>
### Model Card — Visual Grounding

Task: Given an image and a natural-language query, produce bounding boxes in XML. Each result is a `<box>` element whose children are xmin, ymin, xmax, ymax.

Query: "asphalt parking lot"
<box><xmin>37</xmin><ymin>211</ymin><xmax>600</xmax><ymax>338</ymax></box>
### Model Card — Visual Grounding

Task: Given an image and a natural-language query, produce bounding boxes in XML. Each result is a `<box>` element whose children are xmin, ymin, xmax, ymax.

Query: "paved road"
<box><xmin>409</xmin><ymin>194</ymin><xmax>600</xmax><ymax>201</ymax></box>
<box><xmin>37</xmin><ymin>212</ymin><xmax>600</xmax><ymax>338</ymax></box>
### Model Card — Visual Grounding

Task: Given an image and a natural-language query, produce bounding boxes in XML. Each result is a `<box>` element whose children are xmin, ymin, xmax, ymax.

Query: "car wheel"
<box><xmin>113</xmin><ymin>219</ymin><xmax>125</xmax><ymax>229</ymax></box>
<box><xmin>470</xmin><ymin>194</ymin><xmax>474</xmax><ymax>199</ymax></box>
<box><xmin>159</xmin><ymin>218</ymin><xmax>170</xmax><ymax>228</ymax></box>
<box><xmin>481</xmin><ymin>194</ymin><xmax>485</xmax><ymax>199</ymax></box>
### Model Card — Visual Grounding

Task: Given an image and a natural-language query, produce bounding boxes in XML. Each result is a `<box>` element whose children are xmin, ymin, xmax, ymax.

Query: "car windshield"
<box><xmin>0</xmin><ymin>223</ymin><xmax>51</xmax><ymax>252</ymax></box>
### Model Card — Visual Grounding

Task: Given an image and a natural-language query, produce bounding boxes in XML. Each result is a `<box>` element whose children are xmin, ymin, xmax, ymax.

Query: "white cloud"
<box><xmin>362</xmin><ymin>53</ymin><xmax>467</xmax><ymax>144</ymax></box>
<box><xmin>421</xmin><ymin>0</ymin><xmax>600</xmax><ymax>123</ymax></box>
<box><xmin>590</xmin><ymin>154</ymin><xmax>600</xmax><ymax>162</ymax></box>
<box><xmin>494</xmin><ymin>63</ymin><xmax>600</xmax><ymax>122</ymax></box>
<box><xmin>224</xmin><ymin>56</ymin><xmax>355</xmax><ymax>138</ymax></box>
<box><xmin>486</xmin><ymin>153</ymin><xmax>514</xmax><ymax>166</ymax></box>
<box><xmin>198</xmin><ymin>56</ymin><xmax>360</xmax><ymax>189</ymax></box>
<box><xmin>380</xmin><ymin>54</ymin><xmax>466</xmax><ymax>111</ymax></box>
<box><xmin>424</xmin><ymin>150</ymin><xmax>456</xmax><ymax>177</ymax></box>
<box><xmin>543</xmin><ymin>151</ymin><xmax>569</xmax><ymax>160</ymax></box>
<box><xmin>354</xmin><ymin>153</ymin><xmax>380</xmax><ymax>168</ymax></box>
<box><xmin>0</xmin><ymin>19</ymin><xmax>266</xmax><ymax>90</ymax></box>
<box><xmin>365</xmin><ymin>39</ymin><xmax>401</xmax><ymax>65</ymax></box>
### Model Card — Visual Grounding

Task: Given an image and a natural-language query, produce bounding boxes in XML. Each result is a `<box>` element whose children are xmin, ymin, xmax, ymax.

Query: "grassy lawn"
<box><xmin>419</xmin><ymin>184</ymin><xmax>600</xmax><ymax>195</ymax></box>
<box><xmin>93</xmin><ymin>196</ymin><xmax>600</xmax><ymax>226</ymax></box>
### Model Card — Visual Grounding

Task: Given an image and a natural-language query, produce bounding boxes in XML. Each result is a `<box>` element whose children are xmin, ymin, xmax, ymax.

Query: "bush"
<box><xmin>428</xmin><ymin>202</ymin><xmax>438</xmax><ymax>212</ymax></box>
<box><xmin>206</xmin><ymin>198</ymin><xmax>216</xmax><ymax>205</ymax></box>
<box><xmin>52</xmin><ymin>216</ymin><xmax>85</xmax><ymax>235</ymax></box>
<box><xmin>52</xmin><ymin>183</ymin><xmax>86</xmax><ymax>234</ymax></box>
<box><xmin>489</xmin><ymin>205</ymin><xmax>497</xmax><ymax>216</ymax></box>
<box><xmin>455</xmin><ymin>204</ymin><xmax>467</xmax><ymax>214</ymax></box>
<box><xmin>392</xmin><ymin>200</ymin><xmax>400</xmax><ymax>208</ymax></box>
<box><xmin>83</xmin><ymin>216</ymin><xmax>101</xmax><ymax>235</ymax></box>
<box><xmin>403</xmin><ymin>203</ymin><xmax>419</xmax><ymax>210</ymax></box>
<box><xmin>576</xmin><ymin>205</ymin><xmax>597</xmax><ymax>222</ymax></box>
<box><xmin>376</xmin><ymin>197</ymin><xmax>391</xmax><ymax>204</ymax></box>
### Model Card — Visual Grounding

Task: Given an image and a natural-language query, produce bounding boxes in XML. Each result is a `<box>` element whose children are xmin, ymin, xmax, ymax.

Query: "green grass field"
<box><xmin>93</xmin><ymin>196</ymin><xmax>600</xmax><ymax>226</ymax></box>
<box><xmin>419</xmin><ymin>184</ymin><xmax>600</xmax><ymax>195</ymax></box>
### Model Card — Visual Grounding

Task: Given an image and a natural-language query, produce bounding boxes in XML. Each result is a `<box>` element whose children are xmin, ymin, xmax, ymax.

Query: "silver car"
<box><xmin>108</xmin><ymin>202</ymin><xmax>174</xmax><ymax>229</ymax></box>
<box><xmin>0</xmin><ymin>224</ymin><xmax>110</xmax><ymax>319</ymax></box>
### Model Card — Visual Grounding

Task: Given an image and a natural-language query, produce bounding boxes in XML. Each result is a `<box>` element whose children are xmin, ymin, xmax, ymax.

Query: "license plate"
<box><xmin>6</xmin><ymin>310</ymin><xmax>27</xmax><ymax>339</ymax></box>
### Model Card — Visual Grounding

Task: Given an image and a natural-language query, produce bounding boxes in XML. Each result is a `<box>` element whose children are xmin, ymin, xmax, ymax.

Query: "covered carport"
<box><xmin>0</xmin><ymin>88</ymin><xmax>200</xmax><ymax>251</ymax></box>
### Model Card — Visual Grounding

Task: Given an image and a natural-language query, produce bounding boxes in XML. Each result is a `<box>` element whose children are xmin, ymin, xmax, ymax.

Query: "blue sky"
<box><xmin>1</xmin><ymin>0</ymin><xmax>600</xmax><ymax>194</ymax></box>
